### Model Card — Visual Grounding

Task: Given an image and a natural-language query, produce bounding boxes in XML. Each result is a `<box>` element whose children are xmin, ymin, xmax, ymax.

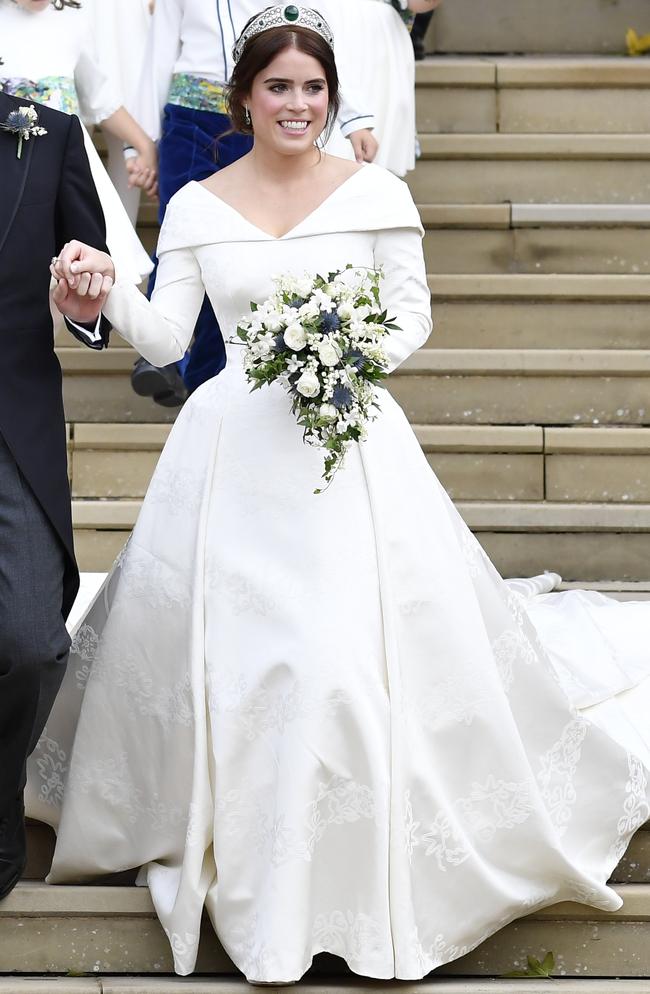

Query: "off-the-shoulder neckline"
<box><xmin>190</xmin><ymin>164</ymin><xmax>368</xmax><ymax>241</ymax></box>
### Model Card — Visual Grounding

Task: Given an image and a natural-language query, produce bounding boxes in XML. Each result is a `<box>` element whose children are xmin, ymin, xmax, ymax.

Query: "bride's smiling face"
<box><xmin>246</xmin><ymin>46</ymin><xmax>329</xmax><ymax>155</ymax></box>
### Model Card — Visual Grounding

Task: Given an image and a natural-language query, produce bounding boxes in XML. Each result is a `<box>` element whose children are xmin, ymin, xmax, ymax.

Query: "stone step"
<box><xmin>408</xmin><ymin>134</ymin><xmax>650</xmax><ymax>204</ymax></box>
<box><xmin>391</xmin><ymin>348</ymin><xmax>650</xmax><ymax>426</ymax></box>
<box><xmin>2</xmin><ymin>882</ymin><xmax>650</xmax><ymax>976</ymax></box>
<box><xmin>422</xmin><ymin>207</ymin><xmax>650</xmax><ymax>274</ymax></box>
<box><xmin>426</xmin><ymin>0</ymin><xmax>650</xmax><ymax>55</ymax></box>
<box><xmin>65</xmin><ymin>423</ymin><xmax>650</xmax><ymax>504</ymax></box>
<box><xmin>68</xmin><ymin>497</ymin><xmax>650</xmax><ymax>579</ymax></box>
<box><xmin>415</xmin><ymin>58</ymin><xmax>650</xmax><ymax>134</ymax></box>
<box><xmin>458</xmin><ymin>501</ymin><xmax>650</xmax><ymax>581</ymax></box>
<box><xmin>7</xmin><ymin>984</ymin><xmax>650</xmax><ymax>994</ymax></box>
<box><xmin>8</xmin><ymin>984</ymin><xmax>650</xmax><ymax>994</ymax></box>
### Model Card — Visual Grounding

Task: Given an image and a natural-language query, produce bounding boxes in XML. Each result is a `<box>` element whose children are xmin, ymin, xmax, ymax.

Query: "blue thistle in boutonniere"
<box><xmin>1</xmin><ymin>104</ymin><xmax>47</xmax><ymax>160</ymax></box>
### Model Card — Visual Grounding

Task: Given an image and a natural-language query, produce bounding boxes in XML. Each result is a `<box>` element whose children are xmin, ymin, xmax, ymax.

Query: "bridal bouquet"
<box><xmin>236</xmin><ymin>267</ymin><xmax>398</xmax><ymax>491</ymax></box>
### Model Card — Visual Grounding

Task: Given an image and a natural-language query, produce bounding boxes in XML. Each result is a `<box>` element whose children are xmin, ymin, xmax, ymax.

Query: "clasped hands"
<box><xmin>51</xmin><ymin>241</ymin><xmax>115</xmax><ymax>324</ymax></box>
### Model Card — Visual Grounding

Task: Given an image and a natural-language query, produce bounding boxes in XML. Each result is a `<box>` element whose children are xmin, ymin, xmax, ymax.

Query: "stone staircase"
<box><xmin>8</xmin><ymin>3</ymin><xmax>650</xmax><ymax>988</ymax></box>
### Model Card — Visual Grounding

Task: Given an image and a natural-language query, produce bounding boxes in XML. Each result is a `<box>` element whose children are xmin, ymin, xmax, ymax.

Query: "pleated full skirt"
<box><xmin>27</xmin><ymin>355</ymin><xmax>650</xmax><ymax>981</ymax></box>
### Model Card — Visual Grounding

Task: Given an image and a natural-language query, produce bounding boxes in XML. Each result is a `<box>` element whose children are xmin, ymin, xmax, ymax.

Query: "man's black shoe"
<box><xmin>0</xmin><ymin>797</ymin><xmax>26</xmax><ymax>901</ymax></box>
<box><xmin>131</xmin><ymin>357</ymin><xmax>187</xmax><ymax>408</ymax></box>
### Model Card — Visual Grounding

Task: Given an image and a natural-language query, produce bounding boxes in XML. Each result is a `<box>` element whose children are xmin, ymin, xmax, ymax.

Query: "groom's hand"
<box><xmin>51</xmin><ymin>241</ymin><xmax>115</xmax><ymax>323</ymax></box>
<box><xmin>53</xmin><ymin>240</ymin><xmax>115</xmax><ymax>288</ymax></box>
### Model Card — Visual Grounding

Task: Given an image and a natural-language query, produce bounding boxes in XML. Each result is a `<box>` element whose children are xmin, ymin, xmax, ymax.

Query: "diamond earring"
<box><xmin>245</xmin><ymin>105</ymin><xmax>251</xmax><ymax>126</ymax></box>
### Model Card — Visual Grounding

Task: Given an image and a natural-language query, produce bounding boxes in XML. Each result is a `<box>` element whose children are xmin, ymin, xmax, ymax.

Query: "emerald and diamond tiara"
<box><xmin>233</xmin><ymin>5</ymin><xmax>335</xmax><ymax>64</ymax></box>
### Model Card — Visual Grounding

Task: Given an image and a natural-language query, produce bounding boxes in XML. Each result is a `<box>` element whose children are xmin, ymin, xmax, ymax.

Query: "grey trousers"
<box><xmin>0</xmin><ymin>431</ymin><xmax>70</xmax><ymax>809</ymax></box>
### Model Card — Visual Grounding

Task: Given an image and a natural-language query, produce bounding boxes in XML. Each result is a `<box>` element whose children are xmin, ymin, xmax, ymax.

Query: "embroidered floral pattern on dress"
<box><xmin>491</xmin><ymin>628</ymin><xmax>536</xmax><ymax>691</ymax></box>
<box><xmin>70</xmin><ymin>752</ymin><xmax>185</xmax><ymax>829</ymax></box>
<box><xmin>537</xmin><ymin>718</ymin><xmax>589</xmax><ymax>833</ymax></box>
<box><xmin>306</xmin><ymin>776</ymin><xmax>376</xmax><ymax>851</ymax></box>
<box><xmin>208</xmin><ymin>667</ymin><xmax>350</xmax><ymax>742</ymax></box>
<box><xmin>119</xmin><ymin>546</ymin><xmax>191</xmax><ymax>610</ymax></box>
<box><xmin>312</xmin><ymin>910</ymin><xmax>384</xmax><ymax>963</ymax></box>
<box><xmin>91</xmin><ymin>640</ymin><xmax>193</xmax><ymax>729</ymax></box>
<box><xmin>610</xmin><ymin>753</ymin><xmax>650</xmax><ymax>865</ymax></box>
<box><xmin>420</xmin><ymin>811</ymin><xmax>470</xmax><ymax>870</ymax></box>
<box><xmin>147</xmin><ymin>466</ymin><xmax>204</xmax><ymax>516</ymax></box>
<box><xmin>32</xmin><ymin>728</ymin><xmax>68</xmax><ymax>807</ymax></box>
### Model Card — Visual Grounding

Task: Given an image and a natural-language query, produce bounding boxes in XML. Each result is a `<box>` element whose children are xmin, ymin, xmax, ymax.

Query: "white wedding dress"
<box><xmin>26</xmin><ymin>164</ymin><xmax>650</xmax><ymax>982</ymax></box>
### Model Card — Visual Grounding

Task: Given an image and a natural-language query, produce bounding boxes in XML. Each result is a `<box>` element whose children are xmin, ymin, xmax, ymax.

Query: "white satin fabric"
<box><xmin>27</xmin><ymin>164</ymin><xmax>650</xmax><ymax>982</ymax></box>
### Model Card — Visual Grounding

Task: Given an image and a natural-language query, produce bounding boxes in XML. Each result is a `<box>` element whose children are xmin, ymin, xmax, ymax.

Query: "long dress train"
<box><xmin>26</xmin><ymin>164</ymin><xmax>650</xmax><ymax>982</ymax></box>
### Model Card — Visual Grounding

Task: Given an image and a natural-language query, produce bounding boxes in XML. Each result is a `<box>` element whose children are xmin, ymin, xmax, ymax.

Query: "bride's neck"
<box><xmin>248</xmin><ymin>143</ymin><xmax>323</xmax><ymax>187</ymax></box>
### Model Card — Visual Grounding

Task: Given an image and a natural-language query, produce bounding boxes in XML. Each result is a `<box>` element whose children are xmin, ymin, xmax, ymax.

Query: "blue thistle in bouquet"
<box><xmin>235</xmin><ymin>267</ymin><xmax>400</xmax><ymax>492</ymax></box>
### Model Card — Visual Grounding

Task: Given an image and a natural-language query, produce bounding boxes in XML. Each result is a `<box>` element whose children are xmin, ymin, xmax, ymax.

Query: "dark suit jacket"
<box><xmin>0</xmin><ymin>92</ymin><xmax>108</xmax><ymax>618</ymax></box>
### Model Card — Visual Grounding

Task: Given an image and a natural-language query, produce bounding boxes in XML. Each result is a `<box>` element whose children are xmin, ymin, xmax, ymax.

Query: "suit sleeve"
<box><xmin>55</xmin><ymin>114</ymin><xmax>112</xmax><ymax>348</ymax></box>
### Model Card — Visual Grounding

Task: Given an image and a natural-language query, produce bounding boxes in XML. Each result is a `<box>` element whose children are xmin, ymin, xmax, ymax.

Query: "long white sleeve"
<box><xmin>374</xmin><ymin>226</ymin><xmax>432</xmax><ymax>373</ymax></box>
<box><xmin>131</xmin><ymin>0</ymin><xmax>183</xmax><ymax>142</ymax></box>
<box><xmin>103</xmin><ymin>244</ymin><xmax>204</xmax><ymax>366</ymax></box>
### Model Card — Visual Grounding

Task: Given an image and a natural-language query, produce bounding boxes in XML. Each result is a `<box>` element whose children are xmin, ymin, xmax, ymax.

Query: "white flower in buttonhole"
<box><xmin>284</xmin><ymin>322</ymin><xmax>307</xmax><ymax>351</ymax></box>
<box><xmin>296</xmin><ymin>369</ymin><xmax>320</xmax><ymax>398</ymax></box>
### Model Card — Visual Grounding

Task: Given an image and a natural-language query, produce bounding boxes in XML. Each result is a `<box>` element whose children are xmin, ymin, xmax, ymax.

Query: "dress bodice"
<box><xmin>104</xmin><ymin>164</ymin><xmax>433</xmax><ymax>376</ymax></box>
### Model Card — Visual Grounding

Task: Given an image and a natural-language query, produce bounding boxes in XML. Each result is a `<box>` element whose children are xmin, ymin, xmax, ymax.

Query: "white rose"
<box><xmin>263</xmin><ymin>314</ymin><xmax>283</xmax><ymax>332</ymax></box>
<box><xmin>299</xmin><ymin>300</ymin><xmax>320</xmax><ymax>320</ymax></box>
<box><xmin>297</xmin><ymin>277</ymin><xmax>314</xmax><ymax>298</ymax></box>
<box><xmin>284</xmin><ymin>322</ymin><xmax>307</xmax><ymax>351</ymax></box>
<box><xmin>337</xmin><ymin>303</ymin><xmax>354</xmax><ymax>322</ymax></box>
<box><xmin>319</xmin><ymin>403</ymin><xmax>338</xmax><ymax>421</ymax></box>
<box><xmin>296</xmin><ymin>370</ymin><xmax>320</xmax><ymax>398</ymax></box>
<box><xmin>317</xmin><ymin>340</ymin><xmax>340</xmax><ymax>367</ymax></box>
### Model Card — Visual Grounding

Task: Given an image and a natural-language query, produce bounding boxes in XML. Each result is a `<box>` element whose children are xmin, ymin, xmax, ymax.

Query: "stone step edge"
<box><xmin>56</xmin><ymin>349</ymin><xmax>650</xmax><ymax>375</ymax></box>
<box><xmin>7</xmin><ymin>981</ymin><xmax>650</xmax><ymax>994</ymax></box>
<box><xmin>401</xmin><ymin>349</ymin><xmax>650</xmax><ymax>374</ymax></box>
<box><xmin>3</xmin><ymin>882</ymin><xmax>649</xmax><ymax>921</ymax></box>
<box><xmin>418</xmin><ymin>204</ymin><xmax>650</xmax><ymax>228</ymax></box>
<box><xmin>418</xmin><ymin>134</ymin><xmax>650</xmax><ymax>158</ymax></box>
<box><xmin>137</xmin><ymin>202</ymin><xmax>650</xmax><ymax>230</ymax></box>
<box><xmin>68</xmin><ymin>500</ymin><xmax>650</xmax><ymax>532</ymax></box>
<box><xmin>66</xmin><ymin>424</ymin><xmax>650</xmax><ymax>456</ymax></box>
<box><xmin>414</xmin><ymin>56</ymin><xmax>650</xmax><ymax>88</ymax></box>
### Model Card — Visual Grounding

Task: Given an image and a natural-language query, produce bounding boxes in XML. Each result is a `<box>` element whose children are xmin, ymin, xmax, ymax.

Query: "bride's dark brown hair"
<box><xmin>227</xmin><ymin>24</ymin><xmax>340</xmax><ymax>142</ymax></box>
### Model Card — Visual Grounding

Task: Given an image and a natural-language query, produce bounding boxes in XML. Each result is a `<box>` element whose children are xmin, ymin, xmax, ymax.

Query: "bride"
<box><xmin>42</xmin><ymin>3</ymin><xmax>650</xmax><ymax>984</ymax></box>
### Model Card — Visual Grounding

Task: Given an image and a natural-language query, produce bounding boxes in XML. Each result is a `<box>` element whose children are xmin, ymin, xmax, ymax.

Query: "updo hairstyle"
<box><xmin>227</xmin><ymin>23</ymin><xmax>340</xmax><ymax>142</ymax></box>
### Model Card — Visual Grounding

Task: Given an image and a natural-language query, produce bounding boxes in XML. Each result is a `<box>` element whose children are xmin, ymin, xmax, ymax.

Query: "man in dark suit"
<box><xmin>0</xmin><ymin>91</ymin><xmax>110</xmax><ymax>899</ymax></box>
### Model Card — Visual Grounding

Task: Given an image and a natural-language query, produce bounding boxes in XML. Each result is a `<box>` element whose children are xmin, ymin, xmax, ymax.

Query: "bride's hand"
<box><xmin>52</xmin><ymin>240</ymin><xmax>115</xmax><ymax>288</ymax></box>
<box><xmin>50</xmin><ymin>241</ymin><xmax>115</xmax><ymax>324</ymax></box>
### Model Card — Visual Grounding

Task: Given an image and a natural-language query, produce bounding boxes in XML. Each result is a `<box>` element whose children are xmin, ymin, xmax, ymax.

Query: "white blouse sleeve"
<box><xmin>103</xmin><ymin>245</ymin><xmax>203</xmax><ymax>367</ymax></box>
<box><xmin>373</xmin><ymin>224</ymin><xmax>432</xmax><ymax>373</ymax></box>
<box><xmin>74</xmin><ymin>15</ymin><xmax>122</xmax><ymax>125</ymax></box>
<box><xmin>131</xmin><ymin>0</ymin><xmax>183</xmax><ymax>142</ymax></box>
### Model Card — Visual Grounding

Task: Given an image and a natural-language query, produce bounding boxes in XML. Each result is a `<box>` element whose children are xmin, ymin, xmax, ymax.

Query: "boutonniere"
<box><xmin>1</xmin><ymin>104</ymin><xmax>48</xmax><ymax>160</ymax></box>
